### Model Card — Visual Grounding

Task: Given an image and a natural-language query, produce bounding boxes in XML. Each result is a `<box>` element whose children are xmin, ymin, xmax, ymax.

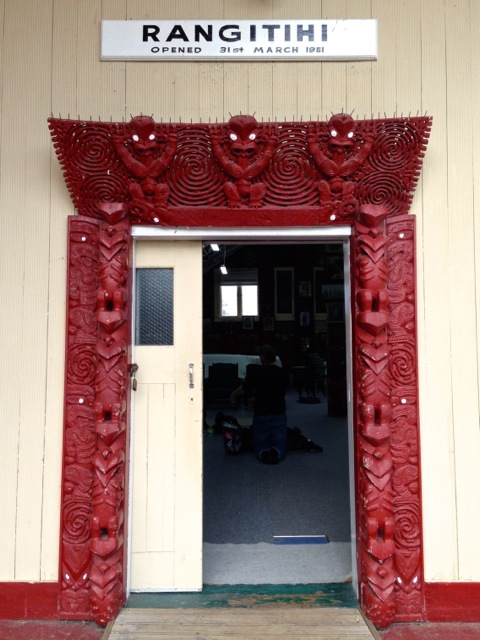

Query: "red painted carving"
<box><xmin>49</xmin><ymin>113</ymin><xmax>431</xmax><ymax>628</ymax></box>
<box><xmin>48</xmin><ymin>114</ymin><xmax>431</xmax><ymax>224</ymax></box>
<box><xmin>386</xmin><ymin>215</ymin><xmax>424</xmax><ymax>620</ymax></box>
<box><xmin>210</xmin><ymin>115</ymin><xmax>277</xmax><ymax>207</ymax></box>
<box><xmin>113</xmin><ymin>117</ymin><xmax>177</xmax><ymax>222</ymax></box>
<box><xmin>90</xmin><ymin>203</ymin><xmax>130</xmax><ymax>625</ymax></box>
<box><xmin>354</xmin><ymin>204</ymin><xmax>395</xmax><ymax>628</ymax></box>
<box><xmin>308</xmin><ymin>114</ymin><xmax>374</xmax><ymax>220</ymax></box>
<box><xmin>58</xmin><ymin>207</ymin><xmax>130</xmax><ymax>625</ymax></box>
<box><xmin>59</xmin><ymin>217</ymin><xmax>100</xmax><ymax>618</ymax></box>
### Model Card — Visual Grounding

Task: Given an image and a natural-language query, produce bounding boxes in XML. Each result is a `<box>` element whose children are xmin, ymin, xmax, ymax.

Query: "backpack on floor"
<box><xmin>287</xmin><ymin>426</ymin><xmax>323</xmax><ymax>452</ymax></box>
<box><xmin>221</xmin><ymin>416</ymin><xmax>243</xmax><ymax>455</ymax></box>
<box><xmin>212</xmin><ymin>412</ymin><xmax>323</xmax><ymax>454</ymax></box>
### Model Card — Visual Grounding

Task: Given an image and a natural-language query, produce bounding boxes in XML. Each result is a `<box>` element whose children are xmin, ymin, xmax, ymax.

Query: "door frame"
<box><xmin>129</xmin><ymin>226</ymin><xmax>357</xmax><ymax>595</ymax></box>
<box><xmin>50</xmin><ymin>112</ymin><xmax>431</xmax><ymax>628</ymax></box>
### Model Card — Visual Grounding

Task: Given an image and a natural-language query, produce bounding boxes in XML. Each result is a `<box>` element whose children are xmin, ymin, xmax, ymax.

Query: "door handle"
<box><xmin>129</xmin><ymin>363</ymin><xmax>139</xmax><ymax>391</ymax></box>
<box><xmin>189</xmin><ymin>363</ymin><xmax>195</xmax><ymax>389</ymax></box>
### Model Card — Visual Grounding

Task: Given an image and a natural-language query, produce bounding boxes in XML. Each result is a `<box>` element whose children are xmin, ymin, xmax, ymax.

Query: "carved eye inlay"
<box><xmin>347</xmin><ymin>131</ymin><xmax>354</xmax><ymax>138</ymax></box>
<box><xmin>331</xmin><ymin>129</ymin><xmax>338</xmax><ymax>137</ymax></box>
<box><xmin>249</xmin><ymin>133</ymin><xmax>256</xmax><ymax>140</ymax></box>
<box><xmin>148</xmin><ymin>133</ymin><xmax>155</xmax><ymax>141</ymax></box>
<box><xmin>132</xmin><ymin>134</ymin><xmax>139</xmax><ymax>142</ymax></box>
<box><xmin>229</xmin><ymin>133</ymin><xmax>238</xmax><ymax>141</ymax></box>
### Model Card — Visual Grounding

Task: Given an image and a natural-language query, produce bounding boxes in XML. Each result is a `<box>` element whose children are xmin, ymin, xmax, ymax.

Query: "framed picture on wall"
<box><xmin>300</xmin><ymin>311</ymin><xmax>311</xmax><ymax>327</ymax></box>
<box><xmin>275</xmin><ymin>267</ymin><xmax>294</xmax><ymax>320</ymax></box>
<box><xmin>299</xmin><ymin>280</ymin><xmax>312</xmax><ymax>297</ymax></box>
<box><xmin>243</xmin><ymin>316</ymin><xmax>254</xmax><ymax>330</ymax></box>
<box><xmin>263</xmin><ymin>316</ymin><xmax>275</xmax><ymax>331</ymax></box>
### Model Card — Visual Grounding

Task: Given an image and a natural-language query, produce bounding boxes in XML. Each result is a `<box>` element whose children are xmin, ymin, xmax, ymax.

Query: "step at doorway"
<box><xmin>103</xmin><ymin>607</ymin><xmax>381</xmax><ymax>639</ymax></box>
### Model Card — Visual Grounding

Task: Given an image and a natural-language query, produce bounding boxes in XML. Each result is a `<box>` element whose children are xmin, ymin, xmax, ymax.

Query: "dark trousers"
<box><xmin>252</xmin><ymin>414</ymin><xmax>288</xmax><ymax>461</ymax></box>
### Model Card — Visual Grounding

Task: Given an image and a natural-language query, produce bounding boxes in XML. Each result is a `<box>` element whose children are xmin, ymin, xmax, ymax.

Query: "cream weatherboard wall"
<box><xmin>0</xmin><ymin>0</ymin><xmax>479</xmax><ymax>586</ymax></box>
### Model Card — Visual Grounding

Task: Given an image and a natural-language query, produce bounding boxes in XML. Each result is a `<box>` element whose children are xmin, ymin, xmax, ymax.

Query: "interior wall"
<box><xmin>202</xmin><ymin>244</ymin><xmax>347</xmax><ymax>414</ymax></box>
<box><xmin>0</xmin><ymin>0</ymin><xmax>479</xmax><ymax>584</ymax></box>
<box><xmin>203</xmin><ymin>245</ymin><xmax>331</xmax><ymax>356</ymax></box>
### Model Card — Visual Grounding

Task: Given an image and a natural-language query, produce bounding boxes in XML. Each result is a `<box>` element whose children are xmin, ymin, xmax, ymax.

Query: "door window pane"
<box><xmin>135</xmin><ymin>268</ymin><xmax>174</xmax><ymax>345</ymax></box>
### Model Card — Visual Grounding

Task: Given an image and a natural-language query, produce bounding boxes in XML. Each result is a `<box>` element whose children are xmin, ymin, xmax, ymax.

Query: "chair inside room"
<box><xmin>205</xmin><ymin>362</ymin><xmax>240</xmax><ymax>407</ymax></box>
<box><xmin>291</xmin><ymin>365</ymin><xmax>318</xmax><ymax>403</ymax></box>
<box><xmin>307</xmin><ymin>354</ymin><xmax>327</xmax><ymax>398</ymax></box>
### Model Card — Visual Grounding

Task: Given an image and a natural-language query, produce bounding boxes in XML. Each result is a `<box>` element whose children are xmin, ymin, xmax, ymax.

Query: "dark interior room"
<box><xmin>201</xmin><ymin>243</ymin><xmax>353</xmax><ymax>586</ymax></box>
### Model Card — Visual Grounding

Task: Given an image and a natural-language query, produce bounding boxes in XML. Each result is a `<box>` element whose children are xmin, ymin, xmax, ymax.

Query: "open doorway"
<box><xmin>52</xmin><ymin>109</ymin><xmax>429</xmax><ymax>625</ymax></box>
<box><xmin>201</xmin><ymin>242</ymin><xmax>355</xmax><ymax>587</ymax></box>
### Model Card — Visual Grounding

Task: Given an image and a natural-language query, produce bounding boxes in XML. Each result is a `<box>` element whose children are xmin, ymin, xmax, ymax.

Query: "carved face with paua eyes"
<box><xmin>226</xmin><ymin>115</ymin><xmax>260</xmax><ymax>157</ymax></box>
<box><xmin>327</xmin><ymin>114</ymin><xmax>356</xmax><ymax>147</ymax></box>
<box><xmin>129</xmin><ymin>116</ymin><xmax>157</xmax><ymax>155</ymax></box>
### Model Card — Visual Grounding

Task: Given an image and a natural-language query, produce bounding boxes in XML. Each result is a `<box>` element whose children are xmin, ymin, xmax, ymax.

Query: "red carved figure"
<box><xmin>210</xmin><ymin>115</ymin><xmax>277</xmax><ymax>207</ymax></box>
<box><xmin>308</xmin><ymin>114</ymin><xmax>374</xmax><ymax>218</ymax></box>
<box><xmin>113</xmin><ymin>116</ymin><xmax>177</xmax><ymax>221</ymax></box>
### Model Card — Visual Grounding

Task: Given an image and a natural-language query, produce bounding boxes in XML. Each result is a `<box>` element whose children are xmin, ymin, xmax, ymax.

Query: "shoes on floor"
<box><xmin>260</xmin><ymin>450</ymin><xmax>271</xmax><ymax>464</ymax></box>
<box><xmin>269</xmin><ymin>448</ymin><xmax>280</xmax><ymax>464</ymax></box>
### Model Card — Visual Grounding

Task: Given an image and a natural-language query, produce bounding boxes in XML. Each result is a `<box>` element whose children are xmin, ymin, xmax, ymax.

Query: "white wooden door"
<box><xmin>130</xmin><ymin>241</ymin><xmax>203</xmax><ymax>591</ymax></box>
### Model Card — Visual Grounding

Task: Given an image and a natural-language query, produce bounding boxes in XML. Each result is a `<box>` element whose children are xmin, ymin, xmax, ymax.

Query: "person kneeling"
<box><xmin>230</xmin><ymin>345</ymin><xmax>289</xmax><ymax>464</ymax></box>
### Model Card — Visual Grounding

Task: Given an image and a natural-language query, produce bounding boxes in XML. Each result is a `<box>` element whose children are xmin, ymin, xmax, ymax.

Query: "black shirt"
<box><xmin>243</xmin><ymin>364</ymin><xmax>289</xmax><ymax>415</ymax></box>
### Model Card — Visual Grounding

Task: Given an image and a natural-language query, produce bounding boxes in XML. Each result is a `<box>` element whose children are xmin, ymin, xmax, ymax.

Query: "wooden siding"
<box><xmin>0</xmin><ymin>0</ymin><xmax>479</xmax><ymax>584</ymax></box>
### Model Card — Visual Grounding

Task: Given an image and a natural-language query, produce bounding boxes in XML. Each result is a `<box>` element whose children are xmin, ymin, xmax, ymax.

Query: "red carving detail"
<box><xmin>210</xmin><ymin>115</ymin><xmax>277</xmax><ymax>208</ymax></box>
<box><xmin>90</xmin><ymin>203</ymin><xmax>130</xmax><ymax>626</ymax></box>
<box><xmin>59</xmin><ymin>207</ymin><xmax>130</xmax><ymax>625</ymax></box>
<box><xmin>51</xmin><ymin>114</ymin><xmax>432</xmax><ymax>629</ymax></box>
<box><xmin>113</xmin><ymin>117</ymin><xmax>177</xmax><ymax>223</ymax></box>
<box><xmin>59</xmin><ymin>217</ymin><xmax>100</xmax><ymax>619</ymax></box>
<box><xmin>308</xmin><ymin>114</ymin><xmax>374</xmax><ymax>220</ymax></box>
<box><xmin>386</xmin><ymin>215</ymin><xmax>424</xmax><ymax>620</ymax></box>
<box><xmin>48</xmin><ymin>114</ymin><xmax>431</xmax><ymax>223</ymax></box>
<box><xmin>354</xmin><ymin>204</ymin><xmax>395</xmax><ymax>629</ymax></box>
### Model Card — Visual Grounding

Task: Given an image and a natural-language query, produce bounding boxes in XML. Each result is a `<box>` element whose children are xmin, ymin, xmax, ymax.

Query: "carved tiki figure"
<box><xmin>113</xmin><ymin>116</ymin><xmax>177</xmax><ymax>220</ymax></box>
<box><xmin>308</xmin><ymin>114</ymin><xmax>374</xmax><ymax>216</ymax></box>
<box><xmin>210</xmin><ymin>115</ymin><xmax>277</xmax><ymax>207</ymax></box>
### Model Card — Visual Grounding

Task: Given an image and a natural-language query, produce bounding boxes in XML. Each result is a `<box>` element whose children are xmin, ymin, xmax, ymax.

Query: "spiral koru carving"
<box><xmin>67</xmin><ymin>345</ymin><xmax>97</xmax><ymax>386</ymax></box>
<box><xmin>370</xmin><ymin>121</ymin><xmax>422</xmax><ymax>172</ymax></box>
<box><xmin>263</xmin><ymin>125</ymin><xmax>318</xmax><ymax>206</ymax></box>
<box><xmin>62</xmin><ymin>499</ymin><xmax>92</xmax><ymax>545</ymax></box>
<box><xmin>80</xmin><ymin>174</ymin><xmax>128</xmax><ymax>219</ymax></box>
<box><xmin>394</xmin><ymin>502</ymin><xmax>421</xmax><ymax>549</ymax></box>
<box><xmin>357</xmin><ymin>171</ymin><xmax>408</xmax><ymax>216</ymax></box>
<box><xmin>64</xmin><ymin>123</ymin><xmax>119</xmax><ymax>175</ymax></box>
<box><xmin>166</xmin><ymin>126</ymin><xmax>225</xmax><ymax>207</ymax></box>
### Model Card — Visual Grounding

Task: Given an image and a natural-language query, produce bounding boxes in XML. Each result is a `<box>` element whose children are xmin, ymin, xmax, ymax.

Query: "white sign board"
<box><xmin>101</xmin><ymin>20</ymin><xmax>377</xmax><ymax>62</ymax></box>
